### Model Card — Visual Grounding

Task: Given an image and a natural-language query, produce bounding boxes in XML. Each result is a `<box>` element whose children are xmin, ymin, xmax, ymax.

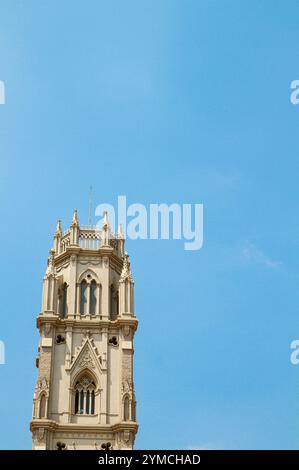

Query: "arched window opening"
<box><xmin>116</xmin><ymin>291</ymin><xmax>119</xmax><ymax>317</ymax></box>
<box><xmin>86</xmin><ymin>390</ymin><xmax>90</xmax><ymax>414</ymax></box>
<box><xmin>124</xmin><ymin>396</ymin><xmax>130</xmax><ymax>421</ymax></box>
<box><xmin>58</xmin><ymin>282</ymin><xmax>68</xmax><ymax>318</ymax></box>
<box><xmin>80</xmin><ymin>280</ymin><xmax>87</xmax><ymax>315</ymax></box>
<box><xmin>91</xmin><ymin>390</ymin><xmax>95</xmax><ymax>414</ymax></box>
<box><xmin>90</xmin><ymin>280</ymin><xmax>97</xmax><ymax>315</ymax></box>
<box><xmin>75</xmin><ymin>390</ymin><xmax>79</xmax><ymax>414</ymax></box>
<box><xmin>80</xmin><ymin>390</ymin><xmax>84</xmax><ymax>414</ymax></box>
<box><xmin>109</xmin><ymin>285</ymin><xmax>114</xmax><ymax>319</ymax></box>
<box><xmin>124</xmin><ymin>280</ymin><xmax>128</xmax><ymax>312</ymax></box>
<box><xmin>60</xmin><ymin>282</ymin><xmax>68</xmax><ymax>318</ymax></box>
<box><xmin>132</xmin><ymin>399</ymin><xmax>136</xmax><ymax>422</ymax></box>
<box><xmin>74</xmin><ymin>375</ymin><xmax>96</xmax><ymax>415</ymax></box>
<box><xmin>110</xmin><ymin>285</ymin><xmax>118</xmax><ymax>320</ymax></box>
<box><xmin>39</xmin><ymin>394</ymin><xmax>46</xmax><ymax>418</ymax></box>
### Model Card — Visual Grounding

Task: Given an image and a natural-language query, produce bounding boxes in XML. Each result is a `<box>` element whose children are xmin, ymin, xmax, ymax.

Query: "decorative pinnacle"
<box><xmin>120</xmin><ymin>251</ymin><xmax>133</xmax><ymax>282</ymax></box>
<box><xmin>46</xmin><ymin>248</ymin><xmax>56</xmax><ymax>277</ymax></box>
<box><xmin>102</xmin><ymin>211</ymin><xmax>110</xmax><ymax>230</ymax></box>
<box><xmin>117</xmin><ymin>223</ymin><xmax>124</xmax><ymax>239</ymax></box>
<box><xmin>55</xmin><ymin>219</ymin><xmax>62</xmax><ymax>236</ymax></box>
<box><xmin>72</xmin><ymin>209</ymin><xmax>79</xmax><ymax>227</ymax></box>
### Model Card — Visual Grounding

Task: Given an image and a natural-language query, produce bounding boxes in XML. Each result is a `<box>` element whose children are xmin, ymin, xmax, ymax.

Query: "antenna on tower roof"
<box><xmin>88</xmin><ymin>186</ymin><xmax>92</xmax><ymax>226</ymax></box>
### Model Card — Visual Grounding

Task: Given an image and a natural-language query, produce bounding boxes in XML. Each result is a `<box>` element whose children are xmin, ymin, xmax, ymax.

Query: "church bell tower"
<box><xmin>30</xmin><ymin>210</ymin><xmax>138</xmax><ymax>450</ymax></box>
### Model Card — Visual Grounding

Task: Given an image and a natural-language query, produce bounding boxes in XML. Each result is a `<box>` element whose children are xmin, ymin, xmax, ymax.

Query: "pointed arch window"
<box><xmin>75</xmin><ymin>389</ymin><xmax>79</xmax><ymax>414</ymax></box>
<box><xmin>86</xmin><ymin>390</ymin><xmax>90</xmax><ymax>414</ymax></box>
<box><xmin>110</xmin><ymin>285</ymin><xmax>114</xmax><ymax>319</ymax></box>
<box><xmin>80</xmin><ymin>280</ymin><xmax>87</xmax><ymax>315</ymax></box>
<box><xmin>110</xmin><ymin>284</ymin><xmax>119</xmax><ymax>320</ymax></box>
<box><xmin>116</xmin><ymin>290</ymin><xmax>119</xmax><ymax>317</ymax></box>
<box><xmin>61</xmin><ymin>283</ymin><xmax>68</xmax><ymax>318</ymax></box>
<box><xmin>90</xmin><ymin>280</ymin><xmax>97</xmax><ymax>315</ymax></box>
<box><xmin>91</xmin><ymin>390</ymin><xmax>95</xmax><ymax>414</ymax></box>
<box><xmin>39</xmin><ymin>394</ymin><xmax>46</xmax><ymax>418</ymax></box>
<box><xmin>74</xmin><ymin>375</ymin><xmax>96</xmax><ymax>415</ymax></box>
<box><xmin>79</xmin><ymin>277</ymin><xmax>99</xmax><ymax>315</ymax></box>
<box><xmin>124</xmin><ymin>396</ymin><xmax>130</xmax><ymax>421</ymax></box>
<box><xmin>58</xmin><ymin>282</ymin><xmax>68</xmax><ymax>318</ymax></box>
<box><xmin>132</xmin><ymin>397</ymin><xmax>136</xmax><ymax>422</ymax></box>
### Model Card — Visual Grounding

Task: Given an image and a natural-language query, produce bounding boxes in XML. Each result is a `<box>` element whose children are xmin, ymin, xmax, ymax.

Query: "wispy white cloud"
<box><xmin>241</xmin><ymin>243</ymin><xmax>281</xmax><ymax>269</ymax></box>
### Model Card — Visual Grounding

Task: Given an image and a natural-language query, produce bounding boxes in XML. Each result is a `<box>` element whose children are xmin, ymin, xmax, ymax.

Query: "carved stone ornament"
<box><xmin>79</xmin><ymin>351</ymin><xmax>95</xmax><ymax>369</ymax></box>
<box><xmin>45</xmin><ymin>249</ymin><xmax>56</xmax><ymax>278</ymax></box>
<box><xmin>122</xmin><ymin>380</ymin><xmax>133</xmax><ymax>394</ymax></box>
<box><xmin>79</xmin><ymin>257</ymin><xmax>102</xmax><ymax>266</ymax></box>
<box><xmin>38</xmin><ymin>377</ymin><xmax>49</xmax><ymax>392</ymax></box>
<box><xmin>120</xmin><ymin>252</ymin><xmax>133</xmax><ymax>282</ymax></box>
<box><xmin>56</xmin><ymin>262</ymin><xmax>70</xmax><ymax>273</ymax></box>
<box><xmin>79</xmin><ymin>376</ymin><xmax>93</xmax><ymax>388</ymax></box>
<box><xmin>123</xmin><ymin>326</ymin><xmax>131</xmax><ymax>338</ymax></box>
<box><xmin>84</xmin><ymin>330</ymin><xmax>92</xmax><ymax>339</ymax></box>
<box><xmin>37</xmin><ymin>428</ymin><xmax>45</xmax><ymax>441</ymax></box>
<box><xmin>33</xmin><ymin>427</ymin><xmax>45</xmax><ymax>444</ymax></box>
<box><xmin>44</xmin><ymin>323</ymin><xmax>52</xmax><ymax>336</ymax></box>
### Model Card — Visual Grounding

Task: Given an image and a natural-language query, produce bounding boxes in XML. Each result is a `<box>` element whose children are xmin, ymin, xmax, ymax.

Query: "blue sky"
<box><xmin>0</xmin><ymin>0</ymin><xmax>299</xmax><ymax>449</ymax></box>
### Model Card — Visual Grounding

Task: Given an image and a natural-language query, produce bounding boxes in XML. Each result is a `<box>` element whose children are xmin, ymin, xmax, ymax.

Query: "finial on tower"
<box><xmin>117</xmin><ymin>223</ymin><xmax>125</xmax><ymax>256</ymax></box>
<box><xmin>120</xmin><ymin>251</ymin><xmax>133</xmax><ymax>282</ymax></box>
<box><xmin>70</xmin><ymin>209</ymin><xmax>79</xmax><ymax>245</ymax></box>
<box><xmin>102</xmin><ymin>211</ymin><xmax>109</xmax><ymax>230</ymax></box>
<box><xmin>117</xmin><ymin>223</ymin><xmax>124</xmax><ymax>239</ymax></box>
<box><xmin>72</xmin><ymin>209</ymin><xmax>79</xmax><ymax>227</ymax></box>
<box><xmin>46</xmin><ymin>248</ymin><xmax>56</xmax><ymax>277</ymax></box>
<box><xmin>55</xmin><ymin>219</ymin><xmax>62</xmax><ymax>236</ymax></box>
<box><xmin>53</xmin><ymin>220</ymin><xmax>62</xmax><ymax>253</ymax></box>
<box><xmin>102</xmin><ymin>211</ymin><xmax>111</xmax><ymax>246</ymax></box>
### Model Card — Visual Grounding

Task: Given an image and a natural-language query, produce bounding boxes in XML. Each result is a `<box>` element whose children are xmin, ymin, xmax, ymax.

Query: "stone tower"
<box><xmin>30</xmin><ymin>210</ymin><xmax>138</xmax><ymax>450</ymax></box>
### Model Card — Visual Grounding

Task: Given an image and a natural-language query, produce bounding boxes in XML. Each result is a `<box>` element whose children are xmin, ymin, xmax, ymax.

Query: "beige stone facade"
<box><xmin>30</xmin><ymin>210</ymin><xmax>138</xmax><ymax>450</ymax></box>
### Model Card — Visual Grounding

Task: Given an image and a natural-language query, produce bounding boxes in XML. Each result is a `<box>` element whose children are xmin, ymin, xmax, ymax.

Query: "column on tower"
<box><xmin>42</xmin><ymin>249</ymin><xmax>57</xmax><ymax>314</ymax></box>
<box><xmin>70</xmin><ymin>209</ymin><xmax>79</xmax><ymax>246</ymax></box>
<box><xmin>119</xmin><ymin>252</ymin><xmax>134</xmax><ymax>316</ymax></box>
<box><xmin>53</xmin><ymin>220</ymin><xmax>62</xmax><ymax>254</ymax></box>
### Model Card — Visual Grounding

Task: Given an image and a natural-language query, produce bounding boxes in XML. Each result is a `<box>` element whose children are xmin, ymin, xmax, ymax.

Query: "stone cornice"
<box><xmin>36</xmin><ymin>314</ymin><xmax>138</xmax><ymax>332</ymax></box>
<box><xmin>30</xmin><ymin>419</ymin><xmax>138</xmax><ymax>434</ymax></box>
<box><xmin>53</xmin><ymin>246</ymin><xmax>124</xmax><ymax>274</ymax></box>
<box><xmin>30</xmin><ymin>419</ymin><xmax>58</xmax><ymax>433</ymax></box>
<box><xmin>54</xmin><ymin>246</ymin><xmax>117</xmax><ymax>263</ymax></box>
